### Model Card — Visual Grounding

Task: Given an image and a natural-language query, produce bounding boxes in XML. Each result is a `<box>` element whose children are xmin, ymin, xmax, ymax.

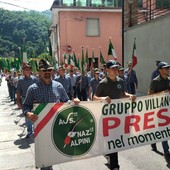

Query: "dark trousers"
<box><xmin>127</xmin><ymin>82</ymin><xmax>136</xmax><ymax>94</ymax></box>
<box><xmin>8</xmin><ymin>83</ymin><xmax>13</xmax><ymax>100</ymax></box>
<box><xmin>67</xmin><ymin>93</ymin><xmax>72</xmax><ymax>100</ymax></box>
<box><xmin>151</xmin><ymin>141</ymin><xmax>169</xmax><ymax>154</ymax></box>
<box><xmin>72</xmin><ymin>86</ymin><xmax>77</xmax><ymax>98</ymax></box>
<box><xmin>106</xmin><ymin>152</ymin><xmax>119</xmax><ymax>169</ymax></box>
<box><xmin>13</xmin><ymin>87</ymin><xmax>17</xmax><ymax>103</ymax></box>
<box><xmin>77</xmin><ymin>88</ymin><xmax>87</xmax><ymax>101</ymax></box>
<box><xmin>10</xmin><ymin>85</ymin><xmax>15</xmax><ymax>101</ymax></box>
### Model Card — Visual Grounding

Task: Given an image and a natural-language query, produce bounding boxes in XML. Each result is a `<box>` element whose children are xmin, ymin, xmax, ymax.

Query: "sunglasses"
<box><xmin>42</xmin><ymin>69</ymin><xmax>52</xmax><ymax>72</ymax></box>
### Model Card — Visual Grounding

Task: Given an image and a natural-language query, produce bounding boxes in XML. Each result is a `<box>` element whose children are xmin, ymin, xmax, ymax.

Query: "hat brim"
<box><xmin>22</xmin><ymin>66</ymin><xmax>32</xmax><ymax>69</ymax></box>
<box><xmin>59</xmin><ymin>67</ymin><xmax>65</xmax><ymax>70</ymax></box>
<box><xmin>162</xmin><ymin>65</ymin><xmax>170</xmax><ymax>68</ymax></box>
<box><xmin>159</xmin><ymin>65</ymin><xmax>170</xmax><ymax>69</ymax></box>
<box><xmin>39</xmin><ymin>66</ymin><xmax>54</xmax><ymax>71</ymax></box>
<box><xmin>109</xmin><ymin>65</ymin><xmax>119</xmax><ymax>69</ymax></box>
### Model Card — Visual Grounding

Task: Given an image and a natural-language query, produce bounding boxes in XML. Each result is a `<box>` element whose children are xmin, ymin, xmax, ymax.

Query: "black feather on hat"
<box><xmin>38</xmin><ymin>59</ymin><xmax>53</xmax><ymax>70</ymax></box>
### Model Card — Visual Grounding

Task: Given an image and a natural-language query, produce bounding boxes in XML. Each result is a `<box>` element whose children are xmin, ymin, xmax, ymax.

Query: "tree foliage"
<box><xmin>0</xmin><ymin>8</ymin><xmax>51</xmax><ymax>58</ymax></box>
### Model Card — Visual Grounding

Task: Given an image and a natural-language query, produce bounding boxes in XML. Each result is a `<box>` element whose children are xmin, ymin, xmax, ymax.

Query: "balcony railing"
<box><xmin>125</xmin><ymin>0</ymin><xmax>170</xmax><ymax>28</ymax></box>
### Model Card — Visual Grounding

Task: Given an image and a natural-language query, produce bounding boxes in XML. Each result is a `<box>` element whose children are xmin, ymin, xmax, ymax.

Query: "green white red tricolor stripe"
<box><xmin>34</xmin><ymin>103</ymin><xmax>64</xmax><ymax>138</ymax></box>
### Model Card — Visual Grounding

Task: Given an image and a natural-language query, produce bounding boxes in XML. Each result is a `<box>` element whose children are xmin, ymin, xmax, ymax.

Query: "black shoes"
<box><xmin>164</xmin><ymin>153</ymin><xmax>170</xmax><ymax>163</ymax></box>
<box><xmin>26</xmin><ymin>132</ymin><xmax>34</xmax><ymax>138</ymax></box>
<box><xmin>151</xmin><ymin>143</ymin><xmax>157</xmax><ymax>151</ymax></box>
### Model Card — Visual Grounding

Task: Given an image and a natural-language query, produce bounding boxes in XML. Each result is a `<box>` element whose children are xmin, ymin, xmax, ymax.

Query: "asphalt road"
<box><xmin>0</xmin><ymin>76</ymin><xmax>170</xmax><ymax>170</ymax></box>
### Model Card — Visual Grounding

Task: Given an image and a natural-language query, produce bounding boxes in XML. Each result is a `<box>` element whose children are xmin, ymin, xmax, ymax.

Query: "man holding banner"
<box><xmin>23</xmin><ymin>59</ymin><xmax>79</xmax><ymax>170</ymax></box>
<box><xmin>148</xmin><ymin>61</ymin><xmax>170</xmax><ymax>161</ymax></box>
<box><xmin>93</xmin><ymin>60</ymin><xmax>136</xmax><ymax>170</ymax></box>
<box><xmin>17</xmin><ymin>64</ymin><xmax>37</xmax><ymax>138</ymax></box>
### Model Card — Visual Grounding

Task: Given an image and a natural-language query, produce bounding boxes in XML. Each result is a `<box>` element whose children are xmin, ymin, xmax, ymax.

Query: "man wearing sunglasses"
<box><xmin>93</xmin><ymin>60</ymin><xmax>136</xmax><ymax>170</ymax></box>
<box><xmin>148</xmin><ymin>61</ymin><xmax>170</xmax><ymax>162</ymax></box>
<box><xmin>22</xmin><ymin>59</ymin><xmax>79</xmax><ymax>170</ymax></box>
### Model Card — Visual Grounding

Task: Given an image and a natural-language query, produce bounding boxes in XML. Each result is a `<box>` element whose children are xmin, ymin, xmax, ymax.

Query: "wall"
<box><xmin>58</xmin><ymin>11</ymin><xmax>122</xmax><ymax>67</ymax></box>
<box><xmin>124</xmin><ymin>14</ymin><xmax>170</xmax><ymax>94</ymax></box>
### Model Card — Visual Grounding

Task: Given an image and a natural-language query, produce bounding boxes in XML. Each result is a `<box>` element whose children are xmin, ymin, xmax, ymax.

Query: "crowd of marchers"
<box><xmin>1</xmin><ymin>59</ymin><xmax>170</xmax><ymax>170</ymax></box>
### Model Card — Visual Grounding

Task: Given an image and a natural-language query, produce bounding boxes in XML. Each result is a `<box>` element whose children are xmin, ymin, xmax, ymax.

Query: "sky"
<box><xmin>0</xmin><ymin>0</ymin><xmax>54</xmax><ymax>11</ymax></box>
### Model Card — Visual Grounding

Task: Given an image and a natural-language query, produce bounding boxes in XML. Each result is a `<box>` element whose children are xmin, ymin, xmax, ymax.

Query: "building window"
<box><xmin>103</xmin><ymin>0</ymin><xmax>114</xmax><ymax>7</ymax></box>
<box><xmin>101</xmin><ymin>0</ymin><xmax>122</xmax><ymax>7</ymax></box>
<box><xmin>91</xmin><ymin>0</ymin><xmax>102</xmax><ymax>7</ymax></box>
<box><xmin>86</xmin><ymin>18</ymin><xmax>100</xmax><ymax>37</ymax></box>
<box><xmin>117</xmin><ymin>0</ymin><xmax>122</xmax><ymax>7</ymax></box>
<box><xmin>156</xmin><ymin>0</ymin><xmax>170</xmax><ymax>9</ymax></box>
<box><xmin>114</xmin><ymin>0</ymin><xmax>122</xmax><ymax>7</ymax></box>
<box><xmin>138</xmin><ymin>0</ymin><xmax>143</xmax><ymax>8</ymax></box>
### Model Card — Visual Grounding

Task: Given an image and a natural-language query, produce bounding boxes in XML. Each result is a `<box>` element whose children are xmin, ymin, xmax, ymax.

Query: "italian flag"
<box><xmin>63</xmin><ymin>53</ymin><xmax>68</xmax><ymax>68</ymax></box>
<box><xmin>132</xmin><ymin>38</ymin><xmax>137</xmax><ymax>68</ymax></box>
<box><xmin>108</xmin><ymin>38</ymin><xmax>117</xmax><ymax>61</ymax></box>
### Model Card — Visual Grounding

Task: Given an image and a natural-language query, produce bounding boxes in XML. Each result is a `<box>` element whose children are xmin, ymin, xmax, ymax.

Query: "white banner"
<box><xmin>33</xmin><ymin>93</ymin><xmax>170</xmax><ymax>168</ymax></box>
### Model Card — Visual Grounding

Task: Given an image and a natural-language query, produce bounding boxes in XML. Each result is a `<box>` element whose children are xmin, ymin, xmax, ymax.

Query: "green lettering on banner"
<box><xmin>145</xmin><ymin>99</ymin><xmax>150</xmax><ymax>110</ymax></box>
<box><xmin>159</xmin><ymin>96</ymin><xmax>170</xmax><ymax>108</ymax></box>
<box><xmin>138</xmin><ymin>135</ymin><xmax>145</xmax><ymax>143</ymax></box>
<box><xmin>131</xmin><ymin>102</ymin><xmax>137</xmax><ymax>113</ymax></box>
<box><xmin>166</xmin><ymin>127</ymin><xmax>170</xmax><ymax>135</ymax></box>
<box><xmin>143</xmin><ymin>133</ymin><xmax>156</xmax><ymax>141</ymax></box>
<box><xmin>102</xmin><ymin>104</ymin><xmax>109</xmax><ymax>115</ymax></box>
<box><xmin>107</xmin><ymin>135</ymin><xmax>125</xmax><ymax>150</ymax></box>
<box><xmin>124</xmin><ymin>102</ymin><xmax>131</xmax><ymax>114</ymax></box>
<box><xmin>152</xmin><ymin>98</ymin><xmax>157</xmax><ymax>109</ymax></box>
<box><xmin>163</xmin><ymin>96</ymin><xmax>170</xmax><ymax>107</ymax></box>
<box><xmin>109</xmin><ymin>103</ymin><xmax>116</xmax><ymax>115</ymax></box>
<box><xmin>137</xmin><ymin>101</ymin><xmax>143</xmax><ymax>112</ymax></box>
<box><xmin>160</xmin><ymin>97</ymin><xmax>164</xmax><ymax>107</ymax></box>
<box><xmin>155</xmin><ymin>131</ymin><xmax>162</xmax><ymax>139</ymax></box>
<box><xmin>144</xmin><ymin>96</ymin><xmax>170</xmax><ymax>111</ymax></box>
<box><xmin>128</xmin><ymin>136</ymin><xmax>138</xmax><ymax>145</ymax></box>
<box><xmin>156</xmin><ymin>97</ymin><xmax>160</xmax><ymax>108</ymax></box>
<box><xmin>160</xmin><ymin>129</ymin><xmax>169</xmax><ymax>138</ymax></box>
<box><xmin>127</xmin><ymin>127</ymin><xmax>170</xmax><ymax>146</ymax></box>
<box><xmin>117</xmin><ymin>103</ymin><xmax>123</xmax><ymax>114</ymax></box>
